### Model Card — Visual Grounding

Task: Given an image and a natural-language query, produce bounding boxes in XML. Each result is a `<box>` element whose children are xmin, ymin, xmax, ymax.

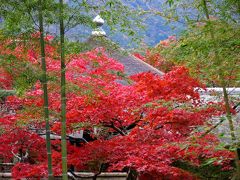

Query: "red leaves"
<box><xmin>0</xmin><ymin>35</ymin><xmax>235</xmax><ymax>179</ymax></box>
<box><xmin>12</xmin><ymin>163</ymin><xmax>48</xmax><ymax>179</ymax></box>
<box><xmin>0</xmin><ymin>128</ymin><xmax>46</xmax><ymax>163</ymax></box>
<box><xmin>134</xmin><ymin>49</ymin><xmax>174</xmax><ymax>73</ymax></box>
<box><xmin>133</xmin><ymin>53</ymin><xmax>146</xmax><ymax>61</ymax></box>
<box><xmin>0</xmin><ymin>115</ymin><xmax>17</xmax><ymax>128</ymax></box>
<box><xmin>131</xmin><ymin>66</ymin><xmax>203</xmax><ymax>102</ymax></box>
<box><xmin>0</xmin><ymin>69</ymin><xmax>13</xmax><ymax>89</ymax></box>
<box><xmin>175</xmin><ymin>134</ymin><xmax>235</xmax><ymax>169</ymax></box>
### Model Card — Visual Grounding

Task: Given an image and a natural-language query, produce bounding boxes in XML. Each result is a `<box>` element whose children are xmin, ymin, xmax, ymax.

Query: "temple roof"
<box><xmin>85</xmin><ymin>15</ymin><xmax>164</xmax><ymax>77</ymax></box>
<box><xmin>85</xmin><ymin>36</ymin><xmax>164</xmax><ymax>77</ymax></box>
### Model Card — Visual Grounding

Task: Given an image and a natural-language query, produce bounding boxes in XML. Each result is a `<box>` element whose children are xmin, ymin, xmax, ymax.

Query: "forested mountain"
<box><xmin>0</xmin><ymin>0</ymin><xmax>184</xmax><ymax>47</ymax></box>
<box><xmin>120</xmin><ymin>0</ymin><xmax>185</xmax><ymax>46</ymax></box>
<box><xmin>63</xmin><ymin>0</ymin><xmax>185</xmax><ymax>47</ymax></box>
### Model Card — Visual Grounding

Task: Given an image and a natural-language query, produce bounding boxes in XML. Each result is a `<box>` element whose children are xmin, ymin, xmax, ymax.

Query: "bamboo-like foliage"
<box><xmin>38</xmin><ymin>0</ymin><xmax>53</xmax><ymax>179</ymax></box>
<box><xmin>59</xmin><ymin>0</ymin><xmax>68</xmax><ymax>179</ymax></box>
<box><xmin>155</xmin><ymin>0</ymin><xmax>240</xmax><ymax>177</ymax></box>
<box><xmin>201</xmin><ymin>0</ymin><xmax>236</xmax><ymax>142</ymax></box>
<box><xmin>201</xmin><ymin>1</ymin><xmax>240</xmax><ymax>177</ymax></box>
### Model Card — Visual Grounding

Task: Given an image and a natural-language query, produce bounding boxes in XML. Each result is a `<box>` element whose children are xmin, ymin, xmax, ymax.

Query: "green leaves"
<box><xmin>166</xmin><ymin>0</ymin><xmax>175</xmax><ymax>7</ymax></box>
<box><xmin>160</xmin><ymin>20</ymin><xmax>240</xmax><ymax>86</ymax></box>
<box><xmin>201</xmin><ymin>157</ymin><xmax>218</xmax><ymax>167</ymax></box>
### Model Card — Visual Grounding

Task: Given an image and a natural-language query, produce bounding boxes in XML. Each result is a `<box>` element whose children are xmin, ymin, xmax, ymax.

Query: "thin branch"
<box><xmin>233</xmin><ymin>102</ymin><xmax>240</xmax><ymax>110</ymax></box>
<box><xmin>11</xmin><ymin>150</ymin><xmax>21</xmax><ymax>161</ymax></box>
<box><xmin>103</xmin><ymin>122</ymin><xmax>126</xmax><ymax>136</ymax></box>
<box><xmin>125</xmin><ymin>112</ymin><xmax>144</xmax><ymax>130</ymax></box>
<box><xmin>23</xmin><ymin>1</ymin><xmax>40</xmax><ymax>29</ymax></box>
<box><xmin>64</xmin><ymin>14</ymin><xmax>75</xmax><ymax>32</ymax></box>
<box><xmin>200</xmin><ymin>118</ymin><xmax>225</xmax><ymax>138</ymax></box>
<box><xmin>112</xmin><ymin>117</ymin><xmax>124</xmax><ymax>129</ymax></box>
<box><xmin>110</xmin><ymin>123</ymin><xmax>127</xmax><ymax>136</ymax></box>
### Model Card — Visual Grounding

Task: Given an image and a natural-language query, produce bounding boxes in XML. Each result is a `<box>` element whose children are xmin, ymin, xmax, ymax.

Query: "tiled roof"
<box><xmin>85</xmin><ymin>36</ymin><xmax>164</xmax><ymax>76</ymax></box>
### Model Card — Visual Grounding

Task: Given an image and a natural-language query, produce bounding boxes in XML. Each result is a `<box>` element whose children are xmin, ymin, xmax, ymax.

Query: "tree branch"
<box><xmin>200</xmin><ymin>118</ymin><xmax>225</xmax><ymax>138</ymax></box>
<box><xmin>125</xmin><ymin>112</ymin><xmax>144</xmax><ymax>130</ymax></box>
<box><xmin>103</xmin><ymin>122</ymin><xmax>126</xmax><ymax>136</ymax></box>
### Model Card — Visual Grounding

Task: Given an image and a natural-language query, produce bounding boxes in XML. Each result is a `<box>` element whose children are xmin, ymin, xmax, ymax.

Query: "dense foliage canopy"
<box><xmin>0</xmin><ymin>0</ymin><xmax>239</xmax><ymax>179</ymax></box>
<box><xmin>0</xmin><ymin>34</ymin><xmax>236</xmax><ymax>179</ymax></box>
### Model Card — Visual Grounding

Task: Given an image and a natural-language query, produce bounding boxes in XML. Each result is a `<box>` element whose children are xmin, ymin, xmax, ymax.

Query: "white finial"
<box><xmin>93</xmin><ymin>15</ymin><xmax>104</xmax><ymax>25</ymax></box>
<box><xmin>92</xmin><ymin>15</ymin><xmax>106</xmax><ymax>36</ymax></box>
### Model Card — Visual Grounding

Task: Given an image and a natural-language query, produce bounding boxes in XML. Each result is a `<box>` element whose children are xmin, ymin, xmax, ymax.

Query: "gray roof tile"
<box><xmin>86</xmin><ymin>36</ymin><xmax>164</xmax><ymax>76</ymax></box>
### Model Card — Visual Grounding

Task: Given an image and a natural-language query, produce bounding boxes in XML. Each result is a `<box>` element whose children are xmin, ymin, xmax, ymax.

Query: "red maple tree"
<box><xmin>0</xmin><ymin>35</ymin><xmax>235</xmax><ymax>179</ymax></box>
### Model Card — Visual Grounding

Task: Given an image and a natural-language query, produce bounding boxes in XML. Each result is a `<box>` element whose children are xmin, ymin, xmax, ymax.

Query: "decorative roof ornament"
<box><xmin>92</xmin><ymin>15</ymin><xmax>106</xmax><ymax>36</ymax></box>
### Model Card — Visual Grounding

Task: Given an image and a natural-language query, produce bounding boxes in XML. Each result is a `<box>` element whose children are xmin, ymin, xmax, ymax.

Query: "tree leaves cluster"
<box><xmin>160</xmin><ymin>20</ymin><xmax>240</xmax><ymax>86</ymax></box>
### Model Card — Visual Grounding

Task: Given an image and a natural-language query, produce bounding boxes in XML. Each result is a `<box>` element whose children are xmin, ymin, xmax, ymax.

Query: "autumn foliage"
<box><xmin>134</xmin><ymin>50</ymin><xmax>174</xmax><ymax>73</ymax></box>
<box><xmin>0</xmin><ymin>35</ymin><xmax>235</xmax><ymax>179</ymax></box>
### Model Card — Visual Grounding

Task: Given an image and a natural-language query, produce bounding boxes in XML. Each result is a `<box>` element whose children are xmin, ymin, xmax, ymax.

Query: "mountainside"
<box><xmin>0</xmin><ymin>0</ymin><xmax>185</xmax><ymax>47</ymax></box>
<box><xmin>63</xmin><ymin>0</ymin><xmax>185</xmax><ymax>47</ymax></box>
<box><xmin>121</xmin><ymin>0</ymin><xmax>185</xmax><ymax>46</ymax></box>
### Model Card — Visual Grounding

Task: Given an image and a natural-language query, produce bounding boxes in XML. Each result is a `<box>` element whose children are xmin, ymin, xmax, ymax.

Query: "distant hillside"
<box><xmin>121</xmin><ymin>0</ymin><xmax>185</xmax><ymax>46</ymax></box>
<box><xmin>63</xmin><ymin>0</ymin><xmax>185</xmax><ymax>47</ymax></box>
<box><xmin>0</xmin><ymin>0</ymin><xmax>185</xmax><ymax>47</ymax></box>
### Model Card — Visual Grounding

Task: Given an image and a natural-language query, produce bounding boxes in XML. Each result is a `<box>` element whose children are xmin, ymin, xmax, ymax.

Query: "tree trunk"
<box><xmin>38</xmin><ymin>0</ymin><xmax>53</xmax><ymax>179</ymax></box>
<box><xmin>222</xmin><ymin>82</ymin><xmax>236</xmax><ymax>141</ymax></box>
<box><xmin>59</xmin><ymin>0</ymin><xmax>68</xmax><ymax>179</ymax></box>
